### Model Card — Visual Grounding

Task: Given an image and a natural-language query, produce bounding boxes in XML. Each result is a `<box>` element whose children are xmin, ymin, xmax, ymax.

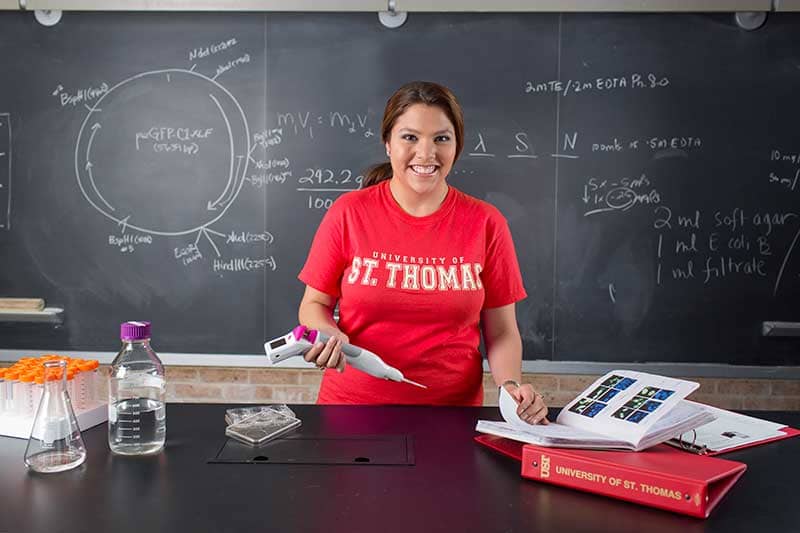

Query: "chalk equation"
<box><xmin>582</xmin><ymin>174</ymin><xmax>661</xmax><ymax>217</ymax></box>
<box><xmin>276</xmin><ymin>110</ymin><xmax>375</xmax><ymax>139</ymax></box>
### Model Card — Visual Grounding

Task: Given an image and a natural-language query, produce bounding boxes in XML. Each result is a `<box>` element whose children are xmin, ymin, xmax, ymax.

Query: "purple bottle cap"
<box><xmin>120</xmin><ymin>321</ymin><xmax>151</xmax><ymax>341</ymax></box>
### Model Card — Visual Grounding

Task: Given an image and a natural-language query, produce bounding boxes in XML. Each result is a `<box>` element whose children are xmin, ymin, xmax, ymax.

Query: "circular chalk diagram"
<box><xmin>75</xmin><ymin>68</ymin><xmax>250</xmax><ymax>235</ymax></box>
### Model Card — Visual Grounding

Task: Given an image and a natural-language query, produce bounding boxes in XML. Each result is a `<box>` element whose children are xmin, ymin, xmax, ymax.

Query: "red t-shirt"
<box><xmin>298</xmin><ymin>180</ymin><xmax>527</xmax><ymax>406</ymax></box>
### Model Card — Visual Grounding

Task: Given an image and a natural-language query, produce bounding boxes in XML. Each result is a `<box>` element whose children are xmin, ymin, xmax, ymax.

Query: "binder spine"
<box><xmin>521</xmin><ymin>447</ymin><xmax>708</xmax><ymax>518</ymax></box>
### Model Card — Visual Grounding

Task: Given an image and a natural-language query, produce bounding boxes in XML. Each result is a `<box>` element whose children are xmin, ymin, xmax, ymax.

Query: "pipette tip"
<box><xmin>403</xmin><ymin>378</ymin><xmax>427</xmax><ymax>389</ymax></box>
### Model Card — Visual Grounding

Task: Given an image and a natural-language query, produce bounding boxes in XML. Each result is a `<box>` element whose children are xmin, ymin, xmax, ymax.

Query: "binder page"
<box><xmin>474</xmin><ymin>384</ymin><xmax>628</xmax><ymax>448</ymax></box>
<box><xmin>679</xmin><ymin>401</ymin><xmax>787</xmax><ymax>453</ymax></box>
<box><xmin>637</xmin><ymin>401</ymin><xmax>716</xmax><ymax>450</ymax></box>
<box><xmin>475</xmin><ymin>420</ymin><xmax>626</xmax><ymax>448</ymax></box>
<box><xmin>556</xmin><ymin>370</ymin><xmax>699</xmax><ymax>445</ymax></box>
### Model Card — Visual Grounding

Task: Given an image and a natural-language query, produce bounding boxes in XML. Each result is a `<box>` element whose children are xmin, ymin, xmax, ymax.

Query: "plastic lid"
<box><xmin>121</xmin><ymin>321</ymin><xmax>151</xmax><ymax>341</ymax></box>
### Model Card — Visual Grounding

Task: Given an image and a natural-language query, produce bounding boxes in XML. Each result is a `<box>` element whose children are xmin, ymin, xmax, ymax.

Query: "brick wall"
<box><xmin>8</xmin><ymin>363</ymin><xmax>798</xmax><ymax>410</ymax></box>
<box><xmin>137</xmin><ymin>366</ymin><xmax>799</xmax><ymax>410</ymax></box>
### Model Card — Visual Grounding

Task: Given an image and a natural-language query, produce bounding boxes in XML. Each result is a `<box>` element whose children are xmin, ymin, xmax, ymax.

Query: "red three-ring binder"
<box><xmin>475</xmin><ymin>434</ymin><xmax>747</xmax><ymax>519</ymax></box>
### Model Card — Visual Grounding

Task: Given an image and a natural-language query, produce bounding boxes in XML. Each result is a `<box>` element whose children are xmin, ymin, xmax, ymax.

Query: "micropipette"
<box><xmin>264</xmin><ymin>325</ymin><xmax>427</xmax><ymax>389</ymax></box>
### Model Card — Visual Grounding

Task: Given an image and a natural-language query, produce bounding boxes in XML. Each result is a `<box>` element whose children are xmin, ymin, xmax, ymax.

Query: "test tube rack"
<box><xmin>0</xmin><ymin>402</ymin><xmax>107</xmax><ymax>439</ymax></box>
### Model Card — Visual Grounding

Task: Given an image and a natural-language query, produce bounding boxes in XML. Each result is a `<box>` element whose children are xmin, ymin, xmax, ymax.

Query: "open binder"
<box><xmin>666</xmin><ymin>402</ymin><xmax>800</xmax><ymax>455</ymax></box>
<box><xmin>475</xmin><ymin>434</ymin><xmax>746</xmax><ymax>519</ymax></box>
<box><xmin>477</xmin><ymin>370</ymin><xmax>716</xmax><ymax>451</ymax></box>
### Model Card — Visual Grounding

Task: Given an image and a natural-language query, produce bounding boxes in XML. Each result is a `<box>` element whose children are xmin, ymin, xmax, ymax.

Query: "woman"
<box><xmin>297</xmin><ymin>81</ymin><xmax>548</xmax><ymax>424</ymax></box>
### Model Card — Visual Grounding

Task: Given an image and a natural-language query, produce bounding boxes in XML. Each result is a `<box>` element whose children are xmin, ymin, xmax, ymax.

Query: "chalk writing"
<box><xmin>188</xmin><ymin>37</ymin><xmax>238</xmax><ymax>61</ymax></box>
<box><xmin>108</xmin><ymin>233</ymin><xmax>153</xmax><ymax>254</ymax></box>
<box><xmin>214</xmin><ymin>53</ymin><xmax>250</xmax><ymax>79</ymax></box>
<box><xmin>253</xmin><ymin>158</ymin><xmax>290</xmax><ymax>170</ymax></box>
<box><xmin>52</xmin><ymin>82</ymin><xmax>109</xmax><ymax>107</ymax></box>
<box><xmin>74</xmin><ymin>68</ymin><xmax>250</xmax><ymax>256</ymax></box>
<box><xmin>154</xmin><ymin>143</ymin><xmax>199</xmax><ymax>155</ymax></box>
<box><xmin>307</xmin><ymin>196</ymin><xmax>334</xmax><ymax>210</ymax></box>
<box><xmin>653</xmin><ymin>206</ymin><xmax>799</xmax><ymax>292</ymax></box>
<box><xmin>468</xmin><ymin>131</ymin><xmax>576</xmax><ymax>159</ymax></box>
<box><xmin>298</xmin><ymin>167</ymin><xmax>363</xmax><ymax>187</ymax></box>
<box><xmin>525</xmin><ymin>73</ymin><xmax>670</xmax><ymax>96</ymax></box>
<box><xmin>213</xmin><ymin>256</ymin><xmax>277</xmax><ymax>273</ymax></box>
<box><xmin>175</xmin><ymin>243</ymin><xmax>202</xmax><ymax>266</ymax></box>
<box><xmin>299</xmin><ymin>165</ymin><xmax>362</xmax><ymax>210</ymax></box>
<box><xmin>647</xmin><ymin>137</ymin><xmax>700</xmax><ymax>150</ymax></box>
<box><xmin>247</xmin><ymin>158</ymin><xmax>292</xmax><ymax>187</ymax></box>
<box><xmin>713</xmin><ymin>208</ymin><xmax>797</xmax><ymax>237</ymax></box>
<box><xmin>582</xmin><ymin>174</ymin><xmax>661</xmax><ymax>216</ymax></box>
<box><xmin>591</xmin><ymin>136</ymin><xmax>701</xmax><ymax>153</ymax></box>
<box><xmin>770</xmin><ymin>149</ymin><xmax>800</xmax><ymax>165</ymax></box>
<box><xmin>246</xmin><ymin>172</ymin><xmax>291</xmax><ymax>187</ymax></box>
<box><xmin>253</xmin><ymin>128</ymin><xmax>283</xmax><ymax>148</ymax></box>
<box><xmin>135</xmin><ymin>127</ymin><xmax>214</xmax><ymax>146</ymax></box>
<box><xmin>135</xmin><ymin>126</ymin><xmax>214</xmax><ymax>156</ymax></box>
<box><xmin>468</xmin><ymin>132</ymin><xmax>495</xmax><ymax>157</ymax></box>
<box><xmin>275</xmin><ymin>111</ymin><xmax>373</xmax><ymax>139</ymax></box>
<box><xmin>768</xmin><ymin>148</ymin><xmax>800</xmax><ymax>192</ymax></box>
<box><xmin>768</xmin><ymin>170</ymin><xmax>799</xmax><ymax>191</ymax></box>
<box><xmin>225</xmin><ymin>230</ymin><xmax>274</xmax><ymax>245</ymax></box>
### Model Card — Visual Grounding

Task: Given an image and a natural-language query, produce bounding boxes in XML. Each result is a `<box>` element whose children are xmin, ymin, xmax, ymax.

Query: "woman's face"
<box><xmin>385</xmin><ymin>103</ymin><xmax>457</xmax><ymax>198</ymax></box>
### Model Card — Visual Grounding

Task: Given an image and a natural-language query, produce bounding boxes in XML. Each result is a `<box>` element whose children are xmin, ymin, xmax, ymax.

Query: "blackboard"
<box><xmin>1</xmin><ymin>11</ymin><xmax>799</xmax><ymax>365</ymax></box>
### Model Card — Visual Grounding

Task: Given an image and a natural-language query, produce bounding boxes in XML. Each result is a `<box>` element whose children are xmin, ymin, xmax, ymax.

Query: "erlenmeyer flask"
<box><xmin>24</xmin><ymin>359</ymin><xmax>87</xmax><ymax>473</ymax></box>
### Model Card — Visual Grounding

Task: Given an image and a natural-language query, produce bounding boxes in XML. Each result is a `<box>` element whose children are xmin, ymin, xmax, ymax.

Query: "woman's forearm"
<box><xmin>482</xmin><ymin>304</ymin><xmax>524</xmax><ymax>388</ymax></box>
<box><xmin>298</xmin><ymin>300</ymin><xmax>340</xmax><ymax>334</ymax></box>
<box><xmin>486</xmin><ymin>332</ymin><xmax>523</xmax><ymax>387</ymax></box>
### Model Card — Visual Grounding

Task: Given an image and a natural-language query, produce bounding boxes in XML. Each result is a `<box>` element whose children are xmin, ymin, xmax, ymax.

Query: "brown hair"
<box><xmin>362</xmin><ymin>81</ymin><xmax>465</xmax><ymax>188</ymax></box>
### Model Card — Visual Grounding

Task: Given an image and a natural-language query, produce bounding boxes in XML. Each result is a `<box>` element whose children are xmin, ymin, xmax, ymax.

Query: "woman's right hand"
<box><xmin>303</xmin><ymin>329</ymin><xmax>350</xmax><ymax>372</ymax></box>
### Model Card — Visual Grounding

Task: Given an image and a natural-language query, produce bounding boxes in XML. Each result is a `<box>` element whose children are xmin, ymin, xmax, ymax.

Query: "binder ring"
<box><xmin>677</xmin><ymin>429</ymin><xmax>708</xmax><ymax>454</ymax></box>
<box><xmin>678</xmin><ymin>429</ymin><xmax>698</xmax><ymax>450</ymax></box>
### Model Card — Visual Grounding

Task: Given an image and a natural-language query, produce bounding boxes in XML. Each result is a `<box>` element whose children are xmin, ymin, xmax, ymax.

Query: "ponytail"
<box><xmin>362</xmin><ymin>162</ymin><xmax>392</xmax><ymax>188</ymax></box>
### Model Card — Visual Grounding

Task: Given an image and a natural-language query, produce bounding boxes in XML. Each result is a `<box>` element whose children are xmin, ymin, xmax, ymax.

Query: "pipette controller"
<box><xmin>264</xmin><ymin>325</ymin><xmax>427</xmax><ymax>389</ymax></box>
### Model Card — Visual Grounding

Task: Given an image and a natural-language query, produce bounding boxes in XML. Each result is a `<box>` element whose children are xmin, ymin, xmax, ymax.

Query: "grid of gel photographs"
<box><xmin>568</xmin><ymin>374</ymin><xmax>637</xmax><ymax>419</ymax></box>
<box><xmin>569</xmin><ymin>375</ymin><xmax>675</xmax><ymax>424</ymax></box>
<box><xmin>608</xmin><ymin>384</ymin><xmax>675</xmax><ymax>423</ymax></box>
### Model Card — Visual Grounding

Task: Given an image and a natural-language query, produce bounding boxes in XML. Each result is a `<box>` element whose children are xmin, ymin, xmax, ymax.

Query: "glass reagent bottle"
<box><xmin>108</xmin><ymin>321</ymin><xmax>166</xmax><ymax>455</ymax></box>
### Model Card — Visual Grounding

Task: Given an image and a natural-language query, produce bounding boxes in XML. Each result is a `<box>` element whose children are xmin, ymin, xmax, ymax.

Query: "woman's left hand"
<box><xmin>505</xmin><ymin>382</ymin><xmax>549</xmax><ymax>425</ymax></box>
